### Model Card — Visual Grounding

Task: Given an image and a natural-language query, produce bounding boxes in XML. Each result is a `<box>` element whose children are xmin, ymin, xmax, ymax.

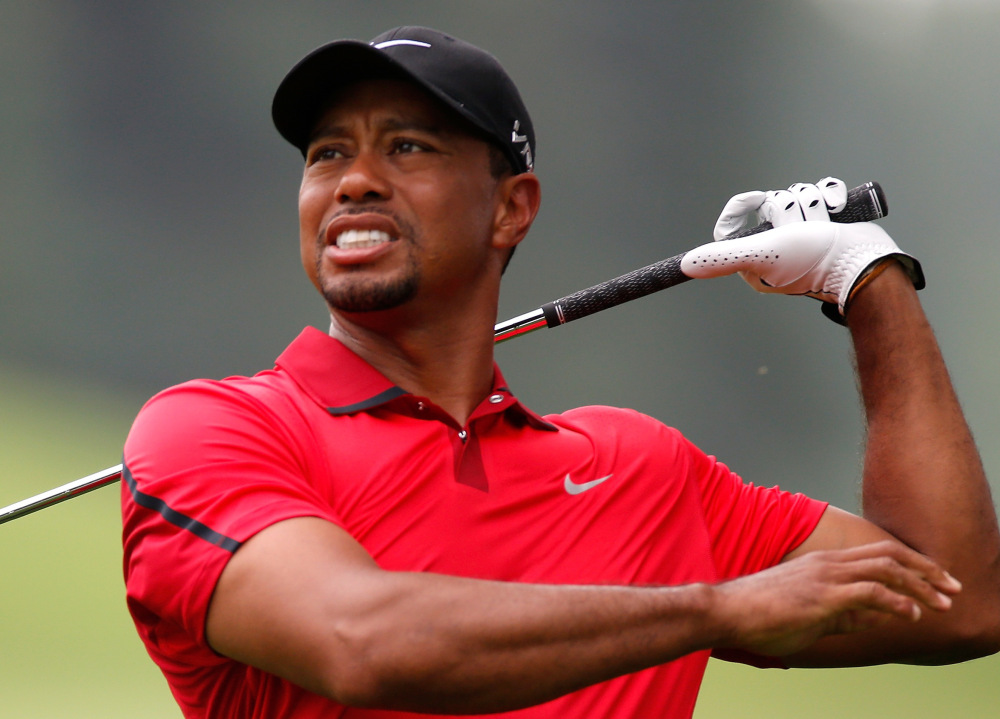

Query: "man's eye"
<box><xmin>393</xmin><ymin>140</ymin><xmax>427</xmax><ymax>154</ymax></box>
<box><xmin>309</xmin><ymin>147</ymin><xmax>345</xmax><ymax>164</ymax></box>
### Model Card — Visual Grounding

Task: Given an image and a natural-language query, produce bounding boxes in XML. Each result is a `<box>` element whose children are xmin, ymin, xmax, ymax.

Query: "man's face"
<box><xmin>298</xmin><ymin>78</ymin><xmax>503</xmax><ymax>316</ymax></box>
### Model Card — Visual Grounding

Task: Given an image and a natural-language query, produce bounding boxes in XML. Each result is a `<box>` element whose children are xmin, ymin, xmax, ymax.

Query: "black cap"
<box><xmin>272</xmin><ymin>26</ymin><xmax>535</xmax><ymax>173</ymax></box>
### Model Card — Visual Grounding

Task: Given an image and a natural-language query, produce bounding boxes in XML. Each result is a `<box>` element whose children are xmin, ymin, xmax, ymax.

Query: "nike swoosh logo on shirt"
<box><xmin>564</xmin><ymin>473</ymin><xmax>614</xmax><ymax>495</ymax></box>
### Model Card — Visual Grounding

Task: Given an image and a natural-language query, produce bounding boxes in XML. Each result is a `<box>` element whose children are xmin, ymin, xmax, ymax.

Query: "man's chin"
<box><xmin>321</xmin><ymin>278</ymin><xmax>418</xmax><ymax>314</ymax></box>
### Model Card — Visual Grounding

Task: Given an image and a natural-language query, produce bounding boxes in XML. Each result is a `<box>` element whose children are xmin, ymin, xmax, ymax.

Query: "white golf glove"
<box><xmin>680</xmin><ymin>178</ymin><xmax>924</xmax><ymax>322</ymax></box>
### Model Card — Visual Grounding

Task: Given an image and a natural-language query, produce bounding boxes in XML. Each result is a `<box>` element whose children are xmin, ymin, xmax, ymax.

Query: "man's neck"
<box><xmin>328</xmin><ymin>307</ymin><xmax>498</xmax><ymax>427</ymax></box>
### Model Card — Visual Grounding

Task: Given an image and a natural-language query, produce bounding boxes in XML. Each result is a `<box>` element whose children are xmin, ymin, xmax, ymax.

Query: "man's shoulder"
<box><xmin>136</xmin><ymin>326</ymin><xmax>338</xmax><ymax>415</ymax></box>
<box><xmin>546</xmin><ymin>404</ymin><xmax>684</xmax><ymax>446</ymax></box>
<box><xmin>141</xmin><ymin>367</ymin><xmax>293</xmax><ymax>414</ymax></box>
<box><xmin>126</xmin><ymin>365</ymin><xmax>311</xmax><ymax>457</ymax></box>
<box><xmin>552</xmin><ymin>403</ymin><xmax>667</xmax><ymax>427</ymax></box>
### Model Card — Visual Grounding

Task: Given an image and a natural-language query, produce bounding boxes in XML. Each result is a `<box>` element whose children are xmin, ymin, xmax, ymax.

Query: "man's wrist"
<box><xmin>689</xmin><ymin>581</ymin><xmax>742</xmax><ymax>652</ymax></box>
<box><xmin>844</xmin><ymin>260</ymin><xmax>924</xmax><ymax>332</ymax></box>
<box><xmin>846</xmin><ymin>257</ymin><xmax>900</xmax><ymax>309</ymax></box>
<box><xmin>826</xmin><ymin>255</ymin><xmax>923</xmax><ymax>327</ymax></box>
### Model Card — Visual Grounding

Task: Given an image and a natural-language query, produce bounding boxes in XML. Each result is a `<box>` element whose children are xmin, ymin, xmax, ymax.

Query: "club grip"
<box><xmin>541</xmin><ymin>181</ymin><xmax>887</xmax><ymax>327</ymax></box>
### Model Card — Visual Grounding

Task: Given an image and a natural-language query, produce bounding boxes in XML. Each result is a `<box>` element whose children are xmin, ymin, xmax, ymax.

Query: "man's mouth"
<box><xmin>335</xmin><ymin>229</ymin><xmax>394</xmax><ymax>250</ymax></box>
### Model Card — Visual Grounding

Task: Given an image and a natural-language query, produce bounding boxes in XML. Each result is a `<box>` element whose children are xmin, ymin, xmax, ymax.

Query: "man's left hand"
<box><xmin>681</xmin><ymin>177</ymin><xmax>923</xmax><ymax>318</ymax></box>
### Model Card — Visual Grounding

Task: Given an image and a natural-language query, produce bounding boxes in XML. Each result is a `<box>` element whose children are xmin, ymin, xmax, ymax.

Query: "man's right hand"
<box><xmin>709</xmin><ymin>539</ymin><xmax>961</xmax><ymax>659</ymax></box>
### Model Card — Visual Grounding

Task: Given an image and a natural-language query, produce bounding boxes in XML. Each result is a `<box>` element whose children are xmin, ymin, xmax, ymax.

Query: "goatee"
<box><xmin>318</xmin><ymin>262</ymin><xmax>420</xmax><ymax>313</ymax></box>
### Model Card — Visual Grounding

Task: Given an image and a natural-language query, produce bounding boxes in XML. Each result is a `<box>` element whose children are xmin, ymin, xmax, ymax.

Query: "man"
<box><xmin>122</xmin><ymin>26</ymin><xmax>1000</xmax><ymax>718</ymax></box>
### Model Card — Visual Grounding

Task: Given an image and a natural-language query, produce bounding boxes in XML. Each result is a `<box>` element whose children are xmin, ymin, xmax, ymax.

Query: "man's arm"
<box><xmin>781</xmin><ymin>263</ymin><xmax>1000</xmax><ymax>666</ymax></box>
<box><xmin>685</xmin><ymin>178</ymin><xmax>1000</xmax><ymax>667</ymax></box>
<box><xmin>206</xmin><ymin>516</ymin><xmax>711</xmax><ymax>712</ymax></box>
<box><xmin>205</xmin><ymin>510</ymin><xmax>958</xmax><ymax>713</ymax></box>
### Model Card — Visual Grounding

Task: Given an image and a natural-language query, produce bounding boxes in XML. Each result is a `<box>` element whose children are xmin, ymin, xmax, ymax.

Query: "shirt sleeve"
<box><xmin>689</xmin><ymin>442</ymin><xmax>827</xmax><ymax>580</ymax></box>
<box><xmin>684</xmin><ymin>436</ymin><xmax>828</xmax><ymax>668</ymax></box>
<box><xmin>121</xmin><ymin>377</ymin><xmax>341</xmax><ymax>671</ymax></box>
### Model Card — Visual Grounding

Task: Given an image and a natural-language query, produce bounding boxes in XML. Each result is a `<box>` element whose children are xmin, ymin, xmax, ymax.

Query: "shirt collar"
<box><xmin>275</xmin><ymin>327</ymin><xmax>557</xmax><ymax>431</ymax></box>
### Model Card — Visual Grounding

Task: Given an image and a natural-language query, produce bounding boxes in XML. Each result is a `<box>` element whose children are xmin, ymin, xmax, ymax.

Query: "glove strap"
<box><xmin>822</xmin><ymin>254</ymin><xmax>926</xmax><ymax>326</ymax></box>
<box><xmin>847</xmin><ymin>257</ymin><xmax>897</xmax><ymax>304</ymax></box>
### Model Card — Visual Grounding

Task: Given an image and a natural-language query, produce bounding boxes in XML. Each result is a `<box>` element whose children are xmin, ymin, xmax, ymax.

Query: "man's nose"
<box><xmin>336</xmin><ymin>151</ymin><xmax>392</xmax><ymax>203</ymax></box>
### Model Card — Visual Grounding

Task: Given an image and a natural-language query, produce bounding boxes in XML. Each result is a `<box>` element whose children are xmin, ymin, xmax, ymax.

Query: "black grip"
<box><xmin>541</xmin><ymin>181</ymin><xmax>887</xmax><ymax>327</ymax></box>
<box><xmin>542</xmin><ymin>254</ymin><xmax>688</xmax><ymax>326</ymax></box>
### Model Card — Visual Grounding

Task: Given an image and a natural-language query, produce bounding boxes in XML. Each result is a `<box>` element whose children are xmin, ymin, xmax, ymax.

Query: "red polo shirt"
<box><xmin>122</xmin><ymin>326</ymin><xmax>826</xmax><ymax>718</ymax></box>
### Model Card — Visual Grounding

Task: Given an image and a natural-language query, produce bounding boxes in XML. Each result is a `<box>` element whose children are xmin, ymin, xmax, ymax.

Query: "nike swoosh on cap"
<box><xmin>564</xmin><ymin>473</ymin><xmax>614</xmax><ymax>495</ymax></box>
<box><xmin>373</xmin><ymin>39</ymin><xmax>432</xmax><ymax>49</ymax></box>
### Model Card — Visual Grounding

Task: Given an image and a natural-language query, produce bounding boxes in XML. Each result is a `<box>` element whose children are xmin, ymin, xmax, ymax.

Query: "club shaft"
<box><xmin>0</xmin><ymin>464</ymin><xmax>123</xmax><ymax>525</ymax></box>
<box><xmin>0</xmin><ymin>181</ymin><xmax>886</xmax><ymax>523</ymax></box>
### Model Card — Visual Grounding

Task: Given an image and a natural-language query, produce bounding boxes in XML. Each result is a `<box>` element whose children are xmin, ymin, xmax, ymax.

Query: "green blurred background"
<box><xmin>2</xmin><ymin>1</ymin><xmax>998</xmax><ymax>716</ymax></box>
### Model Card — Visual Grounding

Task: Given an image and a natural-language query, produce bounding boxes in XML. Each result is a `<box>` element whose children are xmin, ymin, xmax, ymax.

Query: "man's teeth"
<box><xmin>336</xmin><ymin>229</ymin><xmax>393</xmax><ymax>249</ymax></box>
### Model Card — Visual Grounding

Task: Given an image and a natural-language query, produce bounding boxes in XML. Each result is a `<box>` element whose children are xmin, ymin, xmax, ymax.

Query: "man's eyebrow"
<box><xmin>308</xmin><ymin>116</ymin><xmax>454</xmax><ymax>146</ymax></box>
<box><xmin>308</xmin><ymin>121</ymin><xmax>348</xmax><ymax>145</ymax></box>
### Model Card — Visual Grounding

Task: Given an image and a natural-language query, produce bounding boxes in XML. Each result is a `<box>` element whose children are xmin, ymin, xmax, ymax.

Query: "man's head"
<box><xmin>274</xmin><ymin>28</ymin><xmax>540</xmax><ymax>320</ymax></box>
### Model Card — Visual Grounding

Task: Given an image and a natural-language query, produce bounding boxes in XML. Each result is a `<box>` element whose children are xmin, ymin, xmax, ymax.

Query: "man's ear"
<box><xmin>493</xmin><ymin>172</ymin><xmax>541</xmax><ymax>252</ymax></box>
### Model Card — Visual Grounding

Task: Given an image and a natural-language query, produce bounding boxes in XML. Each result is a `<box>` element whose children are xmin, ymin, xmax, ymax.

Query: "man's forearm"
<box><xmin>317</xmin><ymin>544</ymin><xmax>961</xmax><ymax>710</ymax></box>
<box><xmin>847</xmin><ymin>262</ymin><xmax>1000</xmax><ymax>653</ymax></box>
<box><xmin>325</xmin><ymin>572</ymin><xmax>719</xmax><ymax>712</ymax></box>
<box><xmin>207</xmin><ymin>517</ymin><xmax>726</xmax><ymax>713</ymax></box>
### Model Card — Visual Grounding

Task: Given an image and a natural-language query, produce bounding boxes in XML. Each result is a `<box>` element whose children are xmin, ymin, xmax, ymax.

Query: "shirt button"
<box><xmin>416</xmin><ymin>401</ymin><xmax>425</xmax><ymax>411</ymax></box>
<box><xmin>489</xmin><ymin>394</ymin><xmax>504</xmax><ymax>404</ymax></box>
<box><xmin>458</xmin><ymin>430</ymin><xmax>468</xmax><ymax>442</ymax></box>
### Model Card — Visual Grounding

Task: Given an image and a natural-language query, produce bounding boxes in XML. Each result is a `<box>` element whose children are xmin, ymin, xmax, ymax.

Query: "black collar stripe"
<box><xmin>327</xmin><ymin>386</ymin><xmax>408</xmax><ymax>415</ymax></box>
<box><xmin>123</xmin><ymin>464</ymin><xmax>242</xmax><ymax>553</ymax></box>
<box><xmin>324</xmin><ymin>383</ymin><xmax>557</xmax><ymax>430</ymax></box>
